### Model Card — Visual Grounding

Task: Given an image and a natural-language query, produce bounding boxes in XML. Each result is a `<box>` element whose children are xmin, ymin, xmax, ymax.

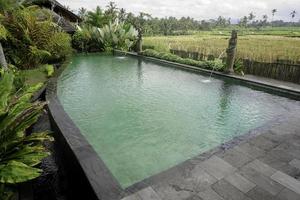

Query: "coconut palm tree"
<box><xmin>86</xmin><ymin>6</ymin><xmax>106</xmax><ymax>27</ymax></box>
<box><xmin>271</xmin><ymin>9</ymin><xmax>277</xmax><ymax>26</ymax></box>
<box><xmin>290</xmin><ymin>10</ymin><xmax>297</xmax><ymax>22</ymax></box>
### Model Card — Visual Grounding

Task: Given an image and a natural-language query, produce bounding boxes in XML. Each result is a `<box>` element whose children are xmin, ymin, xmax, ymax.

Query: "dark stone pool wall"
<box><xmin>46</xmin><ymin>63</ymin><xmax>123</xmax><ymax>200</ymax></box>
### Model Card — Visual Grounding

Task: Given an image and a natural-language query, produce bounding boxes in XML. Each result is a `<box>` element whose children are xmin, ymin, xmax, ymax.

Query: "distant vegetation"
<box><xmin>74</xmin><ymin>2</ymin><xmax>299</xmax><ymax>64</ymax></box>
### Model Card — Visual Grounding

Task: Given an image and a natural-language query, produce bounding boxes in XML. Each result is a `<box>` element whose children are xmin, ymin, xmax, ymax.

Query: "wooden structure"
<box><xmin>33</xmin><ymin>0</ymin><xmax>81</xmax><ymax>34</ymax></box>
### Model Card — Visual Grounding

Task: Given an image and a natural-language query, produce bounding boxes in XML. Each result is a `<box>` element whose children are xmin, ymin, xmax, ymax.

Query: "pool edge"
<box><xmin>46</xmin><ymin>62</ymin><xmax>124</xmax><ymax>200</ymax></box>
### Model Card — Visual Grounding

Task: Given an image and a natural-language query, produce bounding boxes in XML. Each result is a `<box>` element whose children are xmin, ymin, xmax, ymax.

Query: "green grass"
<box><xmin>19</xmin><ymin>65</ymin><xmax>52</xmax><ymax>86</ymax></box>
<box><xmin>143</xmin><ymin>27</ymin><xmax>300</xmax><ymax>63</ymax></box>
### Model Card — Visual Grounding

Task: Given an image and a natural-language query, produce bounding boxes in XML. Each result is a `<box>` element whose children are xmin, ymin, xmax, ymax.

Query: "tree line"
<box><xmin>74</xmin><ymin>2</ymin><xmax>299</xmax><ymax>36</ymax></box>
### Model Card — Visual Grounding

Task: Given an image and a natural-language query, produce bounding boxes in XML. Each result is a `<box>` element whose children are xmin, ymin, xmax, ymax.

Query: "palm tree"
<box><xmin>86</xmin><ymin>6</ymin><xmax>105</xmax><ymax>27</ymax></box>
<box><xmin>290</xmin><ymin>10</ymin><xmax>297</xmax><ymax>22</ymax></box>
<box><xmin>271</xmin><ymin>9</ymin><xmax>277</xmax><ymax>26</ymax></box>
<box><xmin>78</xmin><ymin>7</ymin><xmax>87</xmax><ymax>20</ymax></box>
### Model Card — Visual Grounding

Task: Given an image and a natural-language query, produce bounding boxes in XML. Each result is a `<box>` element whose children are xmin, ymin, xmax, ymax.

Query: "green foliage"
<box><xmin>44</xmin><ymin>64</ymin><xmax>54</xmax><ymax>77</ymax></box>
<box><xmin>98</xmin><ymin>20</ymin><xmax>138</xmax><ymax>51</ymax></box>
<box><xmin>86</xmin><ymin>6</ymin><xmax>106</xmax><ymax>27</ymax></box>
<box><xmin>72</xmin><ymin>25</ymin><xmax>104</xmax><ymax>52</ymax></box>
<box><xmin>2</xmin><ymin>7</ymin><xmax>72</xmax><ymax>69</ymax></box>
<box><xmin>142</xmin><ymin>49</ymin><xmax>224</xmax><ymax>71</ymax></box>
<box><xmin>234</xmin><ymin>59</ymin><xmax>244</xmax><ymax>75</ymax></box>
<box><xmin>0</xmin><ymin>71</ymin><xmax>53</xmax><ymax>198</ymax></box>
<box><xmin>44</xmin><ymin>32</ymin><xmax>72</xmax><ymax>62</ymax></box>
<box><xmin>0</xmin><ymin>24</ymin><xmax>7</xmax><ymax>40</ymax></box>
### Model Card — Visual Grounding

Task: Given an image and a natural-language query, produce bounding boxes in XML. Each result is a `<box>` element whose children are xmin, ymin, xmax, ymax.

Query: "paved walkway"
<box><xmin>239</xmin><ymin>74</ymin><xmax>300</xmax><ymax>93</ymax></box>
<box><xmin>122</xmin><ymin>111</ymin><xmax>300</xmax><ymax>200</ymax></box>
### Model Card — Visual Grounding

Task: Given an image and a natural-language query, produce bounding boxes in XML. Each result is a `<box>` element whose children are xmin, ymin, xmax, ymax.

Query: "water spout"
<box><xmin>201</xmin><ymin>50</ymin><xmax>226</xmax><ymax>83</ymax></box>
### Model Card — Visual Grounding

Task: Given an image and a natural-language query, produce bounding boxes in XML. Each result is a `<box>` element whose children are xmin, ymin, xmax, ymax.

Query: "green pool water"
<box><xmin>57</xmin><ymin>54</ymin><xmax>300</xmax><ymax>188</ymax></box>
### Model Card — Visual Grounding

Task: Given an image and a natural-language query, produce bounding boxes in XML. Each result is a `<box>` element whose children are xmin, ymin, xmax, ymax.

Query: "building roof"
<box><xmin>34</xmin><ymin>0</ymin><xmax>82</xmax><ymax>22</ymax></box>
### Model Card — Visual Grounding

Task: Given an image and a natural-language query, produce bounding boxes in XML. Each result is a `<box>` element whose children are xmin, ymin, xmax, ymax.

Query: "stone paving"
<box><xmin>121</xmin><ymin>111</ymin><xmax>300</xmax><ymax>200</ymax></box>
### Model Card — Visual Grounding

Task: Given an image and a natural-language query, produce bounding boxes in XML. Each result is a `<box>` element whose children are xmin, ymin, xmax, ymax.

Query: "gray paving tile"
<box><xmin>200</xmin><ymin>156</ymin><xmax>236</xmax><ymax>180</ymax></box>
<box><xmin>249</xmin><ymin>135</ymin><xmax>280</xmax><ymax>151</ymax></box>
<box><xmin>212</xmin><ymin>179</ymin><xmax>248</xmax><ymax>200</ymax></box>
<box><xmin>246</xmin><ymin>159</ymin><xmax>277</xmax><ymax>177</ymax></box>
<box><xmin>224</xmin><ymin>173</ymin><xmax>256</xmax><ymax>193</ymax></box>
<box><xmin>152</xmin><ymin>164</ymin><xmax>217</xmax><ymax>200</ymax></box>
<box><xmin>289</xmin><ymin>159</ymin><xmax>300</xmax><ymax>170</ymax></box>
<box><xmin>271</xmin><ymin>171</ymin><xmax>300</xmax><ymax>195</ymax></box>
<box><xmin>246</xmin><ymin>186</ymin><xmax>280</xmax><ymax>200</ymax></box>
<box><xmin>153</xmin><ymin>182</ymin><xmax>194</xmax><ymax>200</ymax></box>
<box><xmin>185</xmin><ymin>195</ymin><xmax>203</xmax><ymax>200</ymax></box>
<box><xmin>198</xmin><ymin>188</ymin><xmax>224</xmax><ymax>200</ymax></box>
<box><xmin>121</xmin><ymin>193</ymin><xmax>141</xmax><ymax>200</ymax></box>
<box><xmin>189</xmin><ymin>165</ymin><xmax>218</xmax><ymax>192</ymax></box>
<box><xmin>277</xmin><ymin>188</ymin><xmax>300</xmax><ymax>200</ymax></box>
<box><xmin>218</xmin><ymin>148</ymin><xmax>253</xmax><ymax>168</ymax></box>
<box><xmin>240</xmin><ymin>163</ymin><xmax>283</xmax><ymax>195</ymax></box>
<box><xmin>137</xmin><ymin>187</ymin><xmax>162</xmax><ymax>200</ymax></box>
<box><xmin>260</xmin><ymin>153</ymin><xmax>300</xmax><ymax>179</ymax></box>
<box><xmin>234</xmin><ymin>142</ymin><xmax>265</xmax><ymax>159</ymax></box>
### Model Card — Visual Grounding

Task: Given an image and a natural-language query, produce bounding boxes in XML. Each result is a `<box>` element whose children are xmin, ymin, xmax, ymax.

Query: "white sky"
<box><xmin>59</xmin><ymin>0</ymin><xmax>299</xmax><ymax>21</ymax></box>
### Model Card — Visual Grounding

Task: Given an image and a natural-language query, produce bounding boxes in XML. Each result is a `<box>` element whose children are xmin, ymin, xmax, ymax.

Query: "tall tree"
<box><xmin>271</xmin><ymin>9</ymin><xmax>277</xmax><ymax>21</ymax></box>
<box><xmin>248</xmin><ymin>12</ymin><xmax>256</xmax><ymax>24</ymax></box>
<box><xmin>290</xmin><ymin>10</ymin><xmax>297</xmax><ymax>22</ymax></box>
<box><xmin>105</xmin><ymin>1</ymin><xmax>118</xmax><ymax>22</ymax></box>
<box><xmin>78</xmin><ymin>7</ymin><xmax>87</xmax><ymax>20</ymax></box>
<box><xmin>118</xmin><ymin>8</ymin><xmax>127</xmax><ymax>22</ymax></box>
<box><xmin>86</xmin><ymin>6</ymin><xmax>105</xmax><ymax>27</ymax></box>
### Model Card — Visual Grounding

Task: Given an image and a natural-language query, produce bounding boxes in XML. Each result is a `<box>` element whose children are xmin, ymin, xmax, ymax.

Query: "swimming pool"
<box><xmin>57</xmin><ymin>53</ymin><xmax>300</xmax><ymax>189</ymax></box>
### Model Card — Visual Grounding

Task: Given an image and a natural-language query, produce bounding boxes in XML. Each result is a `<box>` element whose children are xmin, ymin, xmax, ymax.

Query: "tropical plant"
<box><xmin>86</xmin><ymin>6</ymin><xmax>106</xmax><ymax>27</ymax></box>
<box><xmin>72</xmin><ymin>25</ymin><xmax>104</xmax><ymax>52</ymax></box>
<box><xmin>0</xmin><ymin>22</ymin><xmax>8</xmax><ymax>70</ymax></box>
<box><xmin>98</xmin><ymin>20</ymin><xmax>138</xmax><ymax>50</ymax></box>
<box><xmin>0</xmin><ymin>71</ymin><xmax>53</xmax><ymax>199</ymax></box>
<box><xmin>2</xmin><ymin>6</ymin><xmax>72</xmax><ymax>69</ymax></box>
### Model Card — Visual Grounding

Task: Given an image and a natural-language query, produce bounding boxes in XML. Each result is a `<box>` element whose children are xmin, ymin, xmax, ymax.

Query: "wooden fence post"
<box><xmin>225</xmin><ymin>30</ymin><xmax>238</xmax><ymax>74</ymax></box>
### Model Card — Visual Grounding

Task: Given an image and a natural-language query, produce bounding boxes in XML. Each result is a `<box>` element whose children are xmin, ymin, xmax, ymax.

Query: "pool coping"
<box><xmin>46</xmin><ymin>53</ymin><xmax>300</xmax><ymax>200</ymax></box>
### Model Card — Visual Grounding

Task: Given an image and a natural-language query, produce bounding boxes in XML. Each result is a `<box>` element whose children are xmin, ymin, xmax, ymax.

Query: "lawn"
<box><xmin>19</xmin><ymin>64</ymin><xmax>53</xmax><ymax>86</ymax></box>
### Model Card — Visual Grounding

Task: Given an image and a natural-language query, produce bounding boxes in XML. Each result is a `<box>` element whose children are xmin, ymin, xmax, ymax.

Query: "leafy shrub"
<box><xmin>2</xmin><ymin>7</ymin><xmax>72</xmax><ymax>69</ymax></box>
<box><xmin>0</xmin><ymin>71</ymin><xmax>53</xmax><ymax>199</ymax></box>
<box><xmin>44</xmin><ymin>64</ymin><xmax>54</xmax><ymax>77</ymax></box>
<box><xmin>142</xmin><ymin>49</ymin><xmax>225</xmax><ymax>71</ymax></box>
<box><xmin>45</xmin><ymin>32</ymin><xmax>72</xmax><ymax>62</ymax></box>
<box><xmin>72</xmin><ymin>25</ymin><xmax>104</xmax><ymax>52</ymax></box>
<box><xmin>234</xmin><ymin>58</ymin><xmax>245</xmax><ymax>75</ymax></box>
<box><xmin>98</xmin><ymin>20</ymin><xmax>138</xmax><ymax>51</ymax></box>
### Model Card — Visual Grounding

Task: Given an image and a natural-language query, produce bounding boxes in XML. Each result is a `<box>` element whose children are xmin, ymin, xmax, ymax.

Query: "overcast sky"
<box><xmin>59</xmin><ymin>0</ymin><xmax>299</xmax><ymax>21</ymax></box>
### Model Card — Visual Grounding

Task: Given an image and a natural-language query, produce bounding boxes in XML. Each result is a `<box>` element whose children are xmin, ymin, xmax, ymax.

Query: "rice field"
<box><xmin>143</xmin><ymin>34</ymin><xmax>300</xmax><ymax>63</ymax></box>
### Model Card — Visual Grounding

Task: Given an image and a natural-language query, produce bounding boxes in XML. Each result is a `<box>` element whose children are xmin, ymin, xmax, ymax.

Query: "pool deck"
<box><xmin>121</xmin><ymin>110</ymin><xmax>300</xmax><ymax>200</ymax></box>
